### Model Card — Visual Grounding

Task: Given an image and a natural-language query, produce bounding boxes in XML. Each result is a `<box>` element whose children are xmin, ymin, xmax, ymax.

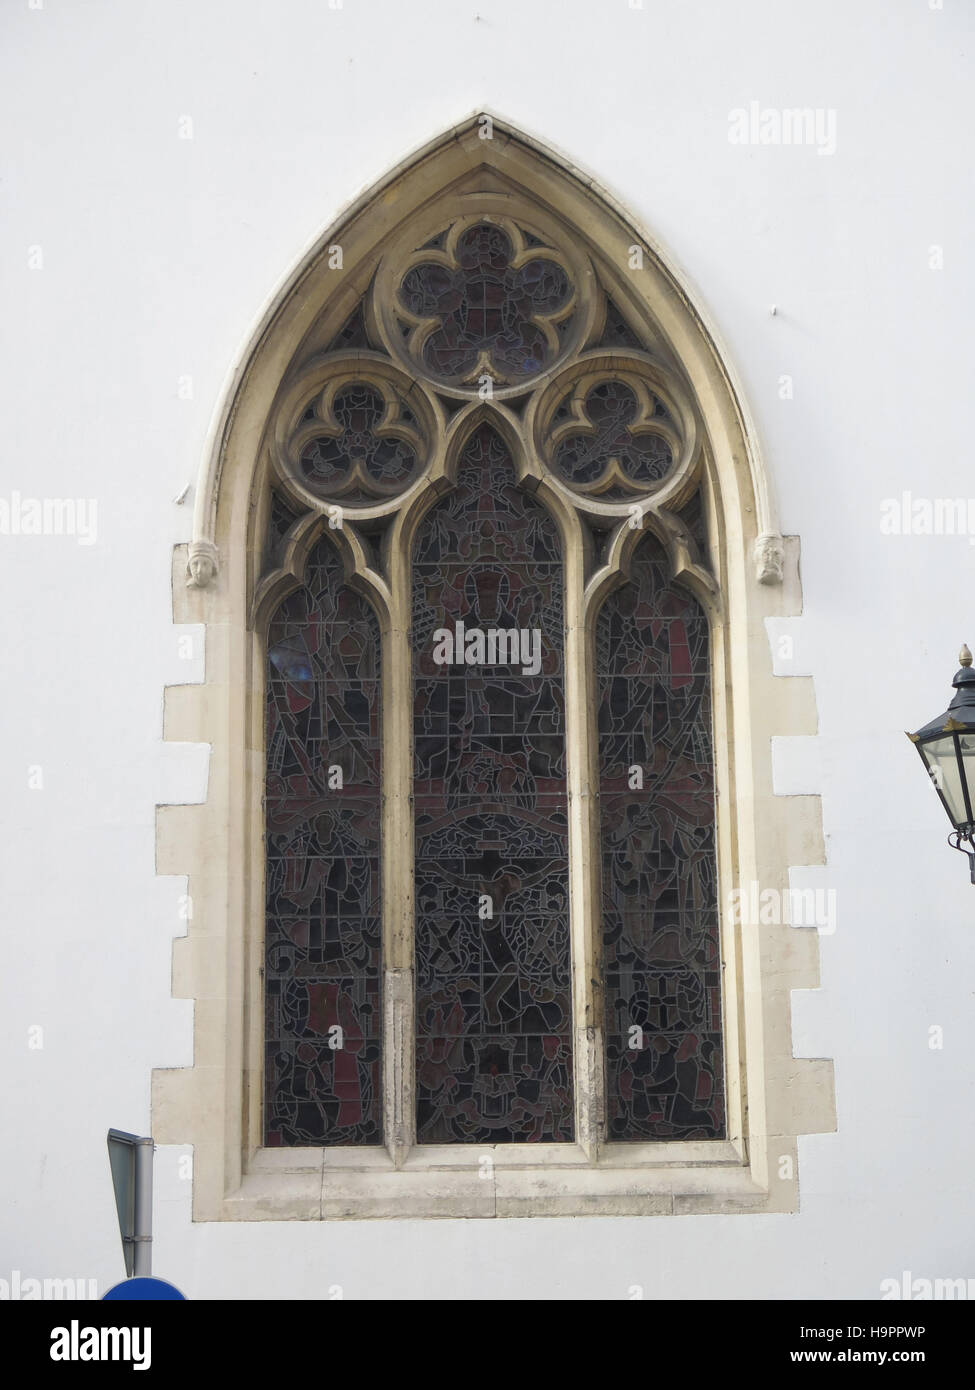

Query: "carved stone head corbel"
<box><xmin>186</xmin><ymin>538</ymin><xmax>219</xmax><ymax>588</ymax></box>
<box><xmin>754</xmin><ymin>531</ymin><xmax>784</xmax><ymax>585</ymax></box>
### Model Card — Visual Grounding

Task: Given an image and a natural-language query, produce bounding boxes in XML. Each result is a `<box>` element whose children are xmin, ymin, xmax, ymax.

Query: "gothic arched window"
<box><xmin>255</xmin><ymin>207</ymin><xmax>723</xmax><ymax>1154</ymax></box>
<box><xmin>159</xmin><ymin>118</ymin><xmax>833</xmax><ymax>1219</ymax></box>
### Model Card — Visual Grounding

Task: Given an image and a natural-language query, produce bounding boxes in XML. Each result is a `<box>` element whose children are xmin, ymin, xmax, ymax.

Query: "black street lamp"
<box><xmin>908</xmin><ymin>644</ymin><xmax>975</xmax><ymax>882</ymax></box>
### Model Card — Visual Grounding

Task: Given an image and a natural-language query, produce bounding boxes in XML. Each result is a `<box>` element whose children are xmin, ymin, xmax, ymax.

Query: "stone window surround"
<box><xmin>153</xmin><ymin>113</ymin><xmax>835</xmax><ymax>1221</ymax></box>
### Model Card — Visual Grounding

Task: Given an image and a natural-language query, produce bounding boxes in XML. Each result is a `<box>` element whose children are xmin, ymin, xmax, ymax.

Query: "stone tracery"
<box><xmin>256</xmin><ymin>208</ymin><xmax>720</xmax><ymax>1147</ymax></box>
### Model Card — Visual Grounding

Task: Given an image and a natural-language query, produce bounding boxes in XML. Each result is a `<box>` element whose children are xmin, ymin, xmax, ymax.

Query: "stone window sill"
<box><xmin>211</xmin><ymin>1140</ymin><xmax>770</xmax><ymax>1220</ymax></box>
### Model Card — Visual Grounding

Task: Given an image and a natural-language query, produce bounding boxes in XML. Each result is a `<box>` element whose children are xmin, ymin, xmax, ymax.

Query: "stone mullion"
<box><xmin>563</xmin><ymin>525</ymin><xmax>606</xmax><ymax>1160</ymax></box>
<box><xmin>381</xmin><ymin>569</ymin><xmax>415</xmax><ymax>1165</ymax></box>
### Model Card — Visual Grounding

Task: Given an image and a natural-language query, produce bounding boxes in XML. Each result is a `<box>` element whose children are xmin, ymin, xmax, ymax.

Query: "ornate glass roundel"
<box><xmin>398</xmin><ymin>222</ymin><xmax>571</xmax><ymax>386</ymax></box>
<box><xmin>553</xmin><ymin>380</ymin><xmax>675</xmax><ymax>497</ymax></box>
<box><xmin>298</xmin><ymin>383</ymin><xmax>417</xmax><ymax>500</ymax></box>
<box><xmin>371</xmin><ymin>213</ymin><xmax>594</xmax><ymax>400</ymax></box>
<box><xmin>271</xmin><ymin>359</ymin><xmax>435</xmax><ymax>514</ymax></box>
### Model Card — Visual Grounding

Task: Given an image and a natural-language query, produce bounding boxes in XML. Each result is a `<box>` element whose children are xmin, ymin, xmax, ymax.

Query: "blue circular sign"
<box><xmin>103</xmin><ymin>1277</ymin><xmax>186</xmax><ymax>1300</ymax></box>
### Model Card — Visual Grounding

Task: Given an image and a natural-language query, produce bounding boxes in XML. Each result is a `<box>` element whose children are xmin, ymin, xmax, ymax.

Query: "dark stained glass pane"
<box><xmin>677</xmin><ymin>487</ymin><xmax>709</xmax><ymax>557</ymax></box>
<box><xmin>264</xmin><ymin>488</ymin><xmax>300</xmax><ymax>572</ymax></box>
<box><xmin>598</xmin><ymin>299</ymin><xmax>644</xmax><ymax>351</ymax></box>
<box><xmin>399</xmin><ymin>223</ymin><xmax>570</xmax><ymax>384</ymax></box>
<box><xmin>327</xmin><ymin>301</ymin><xmax>371</xmax><ymax>352</ymax></box>
<box><xmin>300</xmin><ymin>383</ymin><xmax>416</xmax><ymax>499</ymax></box>
<box><xmin>596</xmin><ymin>532</ymin><xmax>724</xmax><ymax>1140</ymax></box>
<box><xmin>264</xmin><ymin>537</ymin><xmax>382</xmax><ymax>1145</ymax></box>
<box><xmin>554</xmin><ymin>380</ymin><xmax>673</xmax><ymax>495</ymax></box>
<box><xmin>412</xmin><ymin>424</ymin><xmax>573</xmax><ymax>1142</ymax></box>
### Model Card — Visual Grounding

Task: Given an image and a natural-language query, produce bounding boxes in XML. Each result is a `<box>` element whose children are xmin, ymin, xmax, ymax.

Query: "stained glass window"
<box><xmin>596</xmin><ymin>529</ymin><xmax>724</xmax><ymax>1140</ymax></box>
<box><xmin>412</xmin><ymin>425</ymin><xmax>573</xmax><ymax>1142</ymax></box>
<box><xmin>260</xmin><ymin>208</ymin><xmax>728</xmax><ymax>1158</ymax></box>
<box><xmin>264</xmin><ymin>537</ymin><xmax>383</xmax><ymax>1145</ymax></box>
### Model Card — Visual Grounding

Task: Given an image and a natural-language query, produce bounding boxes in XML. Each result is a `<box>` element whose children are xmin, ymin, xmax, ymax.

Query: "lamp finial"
<box><xmin>960</xmin><ymin>644</ymin><xmax>973</xmax><ymax>668</ymax></box>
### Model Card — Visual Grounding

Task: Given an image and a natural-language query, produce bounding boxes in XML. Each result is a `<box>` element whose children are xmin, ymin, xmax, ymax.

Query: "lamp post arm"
<box><xmin>947</xmin><ymin>830</ymin><xmax>975</xmax><ymax>885</ymax></box>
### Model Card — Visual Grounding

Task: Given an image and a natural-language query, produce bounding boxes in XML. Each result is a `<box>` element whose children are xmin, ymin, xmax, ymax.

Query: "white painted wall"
<box><xmin>2</xmin><ymin>0</ymin><xmax>973</xmax><ymax>1299</ymax></box>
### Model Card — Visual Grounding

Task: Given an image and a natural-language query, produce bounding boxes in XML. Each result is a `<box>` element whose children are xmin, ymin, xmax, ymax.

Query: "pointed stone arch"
<box><xmin>186</xmin><ymin>113</ymin><xmax>783</xmax><ymax>595</ymax></box>
<box><xmin>155</xmin><ymin>114</ymin><xmax>833</xmax><ymax>1220</ymax></box>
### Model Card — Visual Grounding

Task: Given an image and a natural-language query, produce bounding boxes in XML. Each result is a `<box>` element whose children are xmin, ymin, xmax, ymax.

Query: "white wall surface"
<box><xmin>2</xmin><ymin>0</ymin><xmax>973</xmax><ymax>1299</ymax></box>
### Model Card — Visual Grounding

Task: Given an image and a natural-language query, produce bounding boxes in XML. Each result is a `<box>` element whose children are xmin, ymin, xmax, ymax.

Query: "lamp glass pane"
<box><xmin>920</xmin><ymin>734</ymin><xmax>971</xmax><ymax>827</ymax></box>
<box><xmin>958</xmin><ymin>732</ymin><xmax>975</xmax><ymax>821</ymax></box>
